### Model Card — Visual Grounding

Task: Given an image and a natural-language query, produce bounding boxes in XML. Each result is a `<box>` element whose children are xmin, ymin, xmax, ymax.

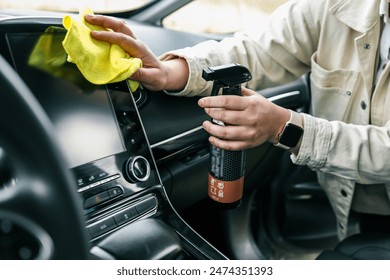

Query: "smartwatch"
<box><xmin>274</xmin><ymin>110</ymin><xmax>304</xmax><ymax>150</ymax></box>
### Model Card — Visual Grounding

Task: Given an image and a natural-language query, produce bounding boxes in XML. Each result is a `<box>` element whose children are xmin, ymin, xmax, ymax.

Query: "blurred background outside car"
<box><xmin>0</xmin><ymin>0</ymin><xmax>288</xmax><ymax>34</ymax></box>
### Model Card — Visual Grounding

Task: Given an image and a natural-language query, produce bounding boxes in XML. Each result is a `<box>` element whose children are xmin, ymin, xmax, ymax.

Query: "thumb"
<box><xmin>129</xmin><ymin>68</ymin><xmax>142</xmax><ymax>82</ymax></box>
<box><xmin>241</xmin><ymin>86</ymin><xmax>256</xmax><ymax>96</ymax></box>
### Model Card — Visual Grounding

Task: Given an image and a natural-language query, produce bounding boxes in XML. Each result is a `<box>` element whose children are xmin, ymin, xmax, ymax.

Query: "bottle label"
<box><xmin>208</xmin><ymin>174</ymin><xmax>244</xmax><ymax>203</ymax></box>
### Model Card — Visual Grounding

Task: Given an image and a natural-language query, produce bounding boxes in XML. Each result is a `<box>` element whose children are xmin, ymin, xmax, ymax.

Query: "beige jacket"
<box><xmin>161</xmin><ymin>0</ymin><xmax>390</xmax><ymax>240</ymax></box>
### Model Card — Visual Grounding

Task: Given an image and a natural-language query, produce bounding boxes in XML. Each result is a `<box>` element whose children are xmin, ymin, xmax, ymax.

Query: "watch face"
<box><xmin>279</xmin><ymin>123</ymin><xmax>303</xmax><ymax>148</ymax></box>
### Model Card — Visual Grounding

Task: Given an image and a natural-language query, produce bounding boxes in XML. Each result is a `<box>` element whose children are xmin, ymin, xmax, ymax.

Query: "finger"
<box><xmin>90</xmin><ymin>30</ymin><xmax>141</xmax><ymax>56</ymax></box>
<box><xmin>85</xmin><ymin>14</ymin><xmax>136</xmax><ymax>38</ymax></box>
<box><xmin>241</xmin><ymin>87</ymin><xmax>256</xmax><ymax>97</ymax></box>
<box><xmin>198</xmin><ymin>95</ymin><xmax>247</xmax><ymax>110</ymax></box>
<box><xmin>203</xmin><ymin>108</ymin><xmax>248</xmax><ymax>126</ymax></box>
<box><xmin>208</xmin><ymin>136</ymin><xmax>250</xmax><ymax>151</ymax></box>
<box><xmin>203</xmin><ymin>120</ymin><xmax>247</xmax><ymax>141</ymax></box>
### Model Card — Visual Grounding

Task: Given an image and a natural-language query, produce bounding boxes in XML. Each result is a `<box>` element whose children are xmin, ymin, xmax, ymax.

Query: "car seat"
<box><xmin>316</xmin><ymin>232</ymin><xmax>390</xmax><ymax>260</ymax></box>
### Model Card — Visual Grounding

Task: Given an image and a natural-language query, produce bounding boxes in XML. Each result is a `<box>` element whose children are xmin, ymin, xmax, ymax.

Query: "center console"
<box><xmin>0</xmin><ymin>19</ymin><xmax>226</xmax><ymax>260</ymax></box>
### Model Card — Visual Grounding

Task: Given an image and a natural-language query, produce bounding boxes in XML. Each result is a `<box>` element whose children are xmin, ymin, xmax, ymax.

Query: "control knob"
<box><xmin>124</xmin><ymin>156</ymin><xmax>151</xmax><ymax>183</ymax></box>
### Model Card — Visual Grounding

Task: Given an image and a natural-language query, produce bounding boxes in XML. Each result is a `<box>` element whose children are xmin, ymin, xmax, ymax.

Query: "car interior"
<box><xmin>1</xmin><ymin>5</ymin><xmax>390</xmax><ymax>260</ymax></box>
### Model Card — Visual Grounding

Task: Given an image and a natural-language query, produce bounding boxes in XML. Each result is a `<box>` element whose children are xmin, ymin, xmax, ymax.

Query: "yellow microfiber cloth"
<box><xmin>62</xmin><ymin>8</ymin><xmax>142</xmax><ymax>90</ymax></box>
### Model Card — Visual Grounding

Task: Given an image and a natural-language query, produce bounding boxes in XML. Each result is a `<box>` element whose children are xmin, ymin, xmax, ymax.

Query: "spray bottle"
<box><xmin>202</xmin><ymin>63</ymin><xmax>252</xmax><ymax>209</ymax></box>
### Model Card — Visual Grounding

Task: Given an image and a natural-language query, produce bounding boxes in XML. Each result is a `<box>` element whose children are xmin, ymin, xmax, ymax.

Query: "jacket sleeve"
<box><xmin>293</xmin><ymin>114</ymin><xmax>390</xmax><ymax>184</ymax></box>
<box><xmin>159</xmin><ymin>0</ymin><xmax>322</xmax><ymax>96</ymax></box>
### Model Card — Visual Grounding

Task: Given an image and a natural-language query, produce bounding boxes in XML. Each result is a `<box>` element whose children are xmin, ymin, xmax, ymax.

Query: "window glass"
<box><xmin>0</xmin><ymin>0</ymin><xmax>152</xmax><ymax>13</ymax></box>
<box><xmin>163</xmin><ymin>0</ymin><xmax>288</xmax><ymax>34</ymax></box>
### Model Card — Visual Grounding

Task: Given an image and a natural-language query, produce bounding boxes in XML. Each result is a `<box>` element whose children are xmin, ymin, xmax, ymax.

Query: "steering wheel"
<box><xmin>0</xmin><ymin>55</ymin><xmax>89</xmax><ymax>259</ymax></box>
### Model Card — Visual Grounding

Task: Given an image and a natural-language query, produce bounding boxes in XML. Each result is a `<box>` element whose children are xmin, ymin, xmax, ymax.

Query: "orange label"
<box><xmin>208</xmin><ymin>174</ymin><xmax>244</xmax><ymax>203</ymax></box>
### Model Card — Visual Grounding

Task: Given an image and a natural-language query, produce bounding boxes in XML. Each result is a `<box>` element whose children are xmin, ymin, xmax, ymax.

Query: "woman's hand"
<box><xmin>85</xmin><ymin>14</ymin><xmax>188</xmax><ymax>91</ymax></box>
<box><xmin>198</xmin><ymin>87</ymin><xmax>291</xmax><ymax>151</ymax></box>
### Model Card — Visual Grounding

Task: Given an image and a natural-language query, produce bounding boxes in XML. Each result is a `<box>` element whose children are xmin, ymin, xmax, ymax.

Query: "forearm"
<box><xmin>159</xmin><ymin>0</ymin><xmax>318</xmax><ymax>97</ymax></box>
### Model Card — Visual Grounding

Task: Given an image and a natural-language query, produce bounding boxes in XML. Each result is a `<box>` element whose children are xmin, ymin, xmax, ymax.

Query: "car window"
<box><xmin>162</xmin><ymin>0</ymin><xmax>289</xmax><ymax>34</ymax></box>
<box><xmin>0</xmin><ymin>0</ymin><xmax>153</xmax><ymax>13</ymax></box>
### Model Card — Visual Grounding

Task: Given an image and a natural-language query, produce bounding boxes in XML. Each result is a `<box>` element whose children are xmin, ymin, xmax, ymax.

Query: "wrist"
<box><xmin>270</xmin><ymin>107</ymin><xmax>291</xmax><ymax>144</ymax></box>
<box><xmin>161</xmin><ymin>57</ymin><xmax>189</xmax><ymax>91</ymax></box>
<box><xmin>273</xmin><ymin>109</ymin><xmax>304</xmax><ymax>151</ymax></box>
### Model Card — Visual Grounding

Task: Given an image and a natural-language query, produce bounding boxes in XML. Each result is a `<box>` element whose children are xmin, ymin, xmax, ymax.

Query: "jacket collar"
<box><xmin>329</xmin><ymin>0</ymin><xmax>381</xmax><ymax>33</ymax></box>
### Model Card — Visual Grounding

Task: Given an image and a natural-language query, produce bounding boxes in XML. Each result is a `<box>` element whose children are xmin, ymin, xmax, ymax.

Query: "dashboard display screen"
<box><xmin>6</xmin><ymin>30</ymin><xmax>126</xmax><ymax>168</ymax></box>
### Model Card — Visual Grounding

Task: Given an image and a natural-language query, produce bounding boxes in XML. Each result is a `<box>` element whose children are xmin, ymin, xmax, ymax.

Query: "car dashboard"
<box><xmin>0</xmin><ymin>16</ymin><xmax>227</xmax><ymax>260</ymax></box>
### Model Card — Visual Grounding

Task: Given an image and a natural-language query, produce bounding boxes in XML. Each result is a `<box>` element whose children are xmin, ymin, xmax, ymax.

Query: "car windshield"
<box><xmin>0</xmin><ymin>0</ymin><xmax>153</xmax><ymax>13</ymax></box>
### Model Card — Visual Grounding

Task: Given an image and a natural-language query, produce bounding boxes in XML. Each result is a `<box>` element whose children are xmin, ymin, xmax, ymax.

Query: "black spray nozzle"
<box><xmin>202</xmin><ymin>63</ymin><xmax>252</xmax><ymax>96</ymax></box>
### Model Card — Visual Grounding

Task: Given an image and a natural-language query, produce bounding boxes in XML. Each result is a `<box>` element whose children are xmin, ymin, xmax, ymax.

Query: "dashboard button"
<box><xmin>84</xmin><ymin>191</ymin><xmax>110</xmax><ymax>209</ymax></box>
<box><xmin>87</xmin><ymin>217</ymin><xmax>117</xmax><ymax>238</ymax></box>
<box><xmin>135</xmin><ymin>197</ymin><xmax>157</xmax><ymax>215</ymax></box>
<box><xmin>108</xmin><ymin>186</ymin><xmax>123</xmax><ymax>198</ymax></box>
<box><xmin>114</xmin><ymin>206</ymin><xmax>138</xmax><ymax>226</ymax></box>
